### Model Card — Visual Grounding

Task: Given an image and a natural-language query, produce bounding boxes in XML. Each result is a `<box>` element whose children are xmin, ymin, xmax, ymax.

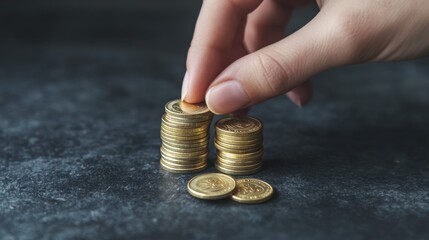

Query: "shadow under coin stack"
<box><xmin>214</xmin><ymin>116</ymin><xmax>263</xmax><ymax>175</ymax></box>
<box><xmin>160</xmin><ymin>99</ymin><xmax>213</xmax><ymax>173</ymax></box>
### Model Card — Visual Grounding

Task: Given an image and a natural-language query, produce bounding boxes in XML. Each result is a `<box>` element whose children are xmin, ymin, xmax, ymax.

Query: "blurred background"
<box><xmin>1</xmin><ymin>1</ymin><xmax>428</xmax><ymax>239</ymax></box>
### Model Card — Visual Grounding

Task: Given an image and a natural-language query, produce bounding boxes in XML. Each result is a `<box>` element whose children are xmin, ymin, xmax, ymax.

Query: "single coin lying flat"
<box><xmin>187</xmin><ymin>173</ymin><xmax>236</xmax><ymax>200</ymax></box>
<box><xmin>230</xmin><ymin>178</ymin><xmax>274</xmax><ymax>204</ymax></box>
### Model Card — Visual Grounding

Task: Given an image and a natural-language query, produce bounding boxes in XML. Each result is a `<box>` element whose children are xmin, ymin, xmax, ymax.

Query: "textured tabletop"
<box><xmin>1</xmin><ymin>1</ymin><xmax>429</xmax><ymax>239</ymax></box>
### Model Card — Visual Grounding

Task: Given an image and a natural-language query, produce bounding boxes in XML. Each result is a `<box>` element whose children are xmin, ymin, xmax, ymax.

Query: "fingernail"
<box><xmin>287</xmin><ymin>92</ymin><xmax>303</xmax><ymax>107</ymax></box>
<box><xmin>181</xmin><ymin>71</ymin><xmax>189</xmax><ymax>101</ymax></box>
<box><xmin>206</xmin><ymin>80</ymin><xmax>251</xmax><ymax>114</ymax></box>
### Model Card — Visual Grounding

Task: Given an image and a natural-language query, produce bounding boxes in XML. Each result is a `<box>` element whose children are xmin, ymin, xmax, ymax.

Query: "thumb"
<box><xmin>205</xmin><ymin>10</ymin><xmax>357</xmax><ymax>114</ymax></box>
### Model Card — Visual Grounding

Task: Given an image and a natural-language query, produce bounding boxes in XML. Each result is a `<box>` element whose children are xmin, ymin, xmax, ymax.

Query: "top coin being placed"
<box><xmin>216</xmin><ymin>116</ymin><xmax>262</xmax><ymax>135</ymax></box>
<box><xmin>165</xmin><ymin>99</ymin><xmax>211</xmax><ymax>118</ymax></box>
<box><xmin>187</xmin><ymin>173</ymin><xmax>236</xmax><ymax>200</ymax></box>
<box><xmin>230</xmin><ymin>178</ymin><xmax>273</xmax><ymax>204</ymax></box>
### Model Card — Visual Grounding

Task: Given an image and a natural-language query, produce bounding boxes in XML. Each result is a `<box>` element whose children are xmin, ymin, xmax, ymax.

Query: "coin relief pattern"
<box><xmin>171</xmin><ymin>102</ymin><xmax>183</xmax><ymax>113</ymax></box>
<box><xmin>236</xmin><ymin>180</ymin><xmax>271</xmax><ymax>200</ymax></box>
<box><xmin>196</xmin><ymin>177</ymin><xmax>229</xmax><ymax>192</ymax></box>
<box><xmin>220</xmin><ymin>118</ymin><xmax>259</xmax><ymax>133</ymax></box>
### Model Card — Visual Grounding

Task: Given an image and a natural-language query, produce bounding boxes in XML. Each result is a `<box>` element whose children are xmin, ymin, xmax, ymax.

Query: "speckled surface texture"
<box><xmin>1</xmin><ymin>1</ymin><xmax>429</xmax><ymax>240</ymax></box>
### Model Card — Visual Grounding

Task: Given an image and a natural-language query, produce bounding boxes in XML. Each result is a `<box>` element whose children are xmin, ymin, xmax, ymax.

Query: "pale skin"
<box><xmin>181</xmin><ymin>0</ymin><xmax>429</xmax><ymax>114</ymax></box>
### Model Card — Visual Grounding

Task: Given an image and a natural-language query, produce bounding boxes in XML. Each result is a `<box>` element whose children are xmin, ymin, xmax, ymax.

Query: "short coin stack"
<box><xmin>160</xmin><ymin>99</ymin><xmax>213</xmax><ymax>173</ymax></box>
<box><xmin>214</xmin><ymin>116</ymin><xmax>263</xmax><ymax>175</ymax></box>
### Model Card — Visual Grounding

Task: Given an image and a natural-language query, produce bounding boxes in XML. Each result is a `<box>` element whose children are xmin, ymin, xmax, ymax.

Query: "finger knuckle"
<box><xmin>254</xmin><ymin>51</ymin><xmax>292</xmax><ymax>95</ymax></box>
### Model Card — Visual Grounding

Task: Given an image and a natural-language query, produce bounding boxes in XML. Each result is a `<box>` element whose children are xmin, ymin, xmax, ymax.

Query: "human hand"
<box><xmin>181</xmin><ymin>0</ymin><xmax>429</xmax><ymax>114</ymax></box>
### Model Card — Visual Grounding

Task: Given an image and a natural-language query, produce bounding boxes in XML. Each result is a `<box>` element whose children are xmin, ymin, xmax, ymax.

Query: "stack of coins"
<box><xmin>160</xmin><ymin>99</ymin><xmax>213</xmax><ymax>173</ymax></box>
<box><xmin>214</xmin><ymin>116</ymin><xmax>263</xmax><ymax>175</ymax></box>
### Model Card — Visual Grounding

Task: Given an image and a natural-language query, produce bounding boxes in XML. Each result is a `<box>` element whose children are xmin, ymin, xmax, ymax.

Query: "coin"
<box><xmin>215</xmin><ymin>155</ymin><xmax>261</xmax><ymax>166</ymax></box>
<box><xmin>161</xmin><ymin>129</ymin><xmax>208</xmax><ymax>140</ymax></box>
<box><xmin>230</xmin><ymin>178</ymin><xmax>273</xmax><ymax>204</ymax></box>
<box><xmin>187</xmin><ymin>173</ymin><xmax>237</xmax><ymax>200</ymax></box>
<box><xmin>165</xmin><ymin>100</ymin><xmax>211</xmax><ymax>118</ymax></box>
<box><xmin>216</xmin><ymin>160</ymin><xmax>263</xmax><ymax>170</ymax></box>
<box><xmin>160</xmin><ymin>158</ymin><xmax>206</xmax><ymax>168</ymax></box>
<box><xmin>160</xmin><ymin>151</ymin><xmax>208</xmax><ymax>162</ymax></box>
<box><xmin>216</xmin><ymin>116</ymin><xmax>262</xmax><ymax>136</ymax></box>
<box><xmin>161</xmin><ymin>126</ymin><xmax>207</xmax><ymax>135</ymax></box>
<box><xmin>218</xmin><ymin>148</ymin><xmax>264</xmax><ymax>159</ymax></box>
<box><xmin>160</xmin><ymin>133</ymin><xmax>209</xmax><ymax>144</ymax></box>
<box><xmin>165</xmin><ymin>112</ymin><xmax>213</xmax><ymax>123</ymax></box>
<box><xmin>214</xmin><ymin>140</ymin><xmax>261</xmax><ymax>152</ymax></box>
<box><xmin>215</xmin><ymin>139</ymin><xmax>262</xmax><ymax>149</ymax></box>
<box><xmin>215</xmin><ymin>163</ymin><xmax>262</xmax><ymax>176</ymax></box>
<box><xmin>160</xmin><ymin>160</ymin><xmax>207</xmax><ymax>174</ymax></box>
<box><xmin>160</xmin><ymin>156</ymin><xmax>207</xmax><ymax>165</ymax></box>
<box><xmin>215</xmin><ymin>135</ymin><xmax>262</xmax><ymax>145</ymax></box>
<box><xmin>160</xmin><ymin>146</ymin><xmax>207</xmax><ymax>158</ymax></box>
<box><xmin>161</xmin><ymin>124</ymin><xmax>207</xmax><ymax>135</ymax></box>
<box><xmin>162</xmin><ymin>142</ymin><xmax>207</xmax><ymax>153</ymax></box>
<box><xmin>162</xmin><ymin>114</ymin><xmax>211</xmax><ymax>129</ymax></box>
<box><xmin>162</xmin><ymin>140</ymin><xmax>208</xmax><ymax>149</ymax></box>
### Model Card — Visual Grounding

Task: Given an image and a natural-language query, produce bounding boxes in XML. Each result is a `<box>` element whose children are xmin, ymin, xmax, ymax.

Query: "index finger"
<box><xmin>182</xmin><ymin>0</ymin><xmax>263</xmax><ymax>103</ymax></box>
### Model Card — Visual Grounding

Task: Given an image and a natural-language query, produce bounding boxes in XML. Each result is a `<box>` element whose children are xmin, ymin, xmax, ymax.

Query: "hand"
<box><xmin>181</xmin><ymin>0</ymin><xmax>429</xmax><ymax>114</ymax></box>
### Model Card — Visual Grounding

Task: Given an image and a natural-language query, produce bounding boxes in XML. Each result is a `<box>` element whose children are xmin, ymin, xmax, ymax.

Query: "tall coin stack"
<box><xmin>214</xmin><ymin>116</ymin><xmax>263</xmax><ymax>175</ymax></box>
<box><xmin>160</xmin><ymin>99</ymin><xmax>213</xmax><ymax>173</ymax></box>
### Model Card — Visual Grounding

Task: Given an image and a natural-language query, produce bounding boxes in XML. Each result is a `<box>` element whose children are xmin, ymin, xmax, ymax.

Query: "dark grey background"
<box><xmin>1</xmin><ymin>1</ymin><xmax>428</xmax><ymax>239</ymax></box>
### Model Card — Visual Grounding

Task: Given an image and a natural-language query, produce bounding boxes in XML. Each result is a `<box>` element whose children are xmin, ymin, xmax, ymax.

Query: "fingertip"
<box><xmin>286</xmin><ymin>81</ymin><xmax>313</xmax><ymax>107</ymax></box>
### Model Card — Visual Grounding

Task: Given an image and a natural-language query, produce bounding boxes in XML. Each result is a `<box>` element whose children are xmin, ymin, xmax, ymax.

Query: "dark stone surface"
<box><xmin>0</xmin><ymin>1</ymin><xmax>428</xmax><ymax>239</ymax></box>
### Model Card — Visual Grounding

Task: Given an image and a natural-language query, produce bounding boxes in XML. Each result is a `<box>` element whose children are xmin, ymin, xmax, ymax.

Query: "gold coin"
<box><xmin>161</xmin><ymin>134</ymin><xmax>209</xmax><ymax>142</ymax></box>
<box><xmin>215</xmin><ymin>155</ymin><xmax>261</xmax><ymax>166</ymax></box>
<box><xmin>161</xmin><ymin>132</ymin><xmax>209</xmax><ymax>143</ymax></box>
<box><xmin>160</xmin><ymin>151</ymin><xmax>208</xmax><ymax>162</ymax></box>
<box><xmin>215</xmin><ymin>135</ymin><xmax>262</xmax><ymax>145</ymax></box>
<box><xmin>160</xmin><ymin>146</ymin><xmax>207</xmax><ymax>158</ymax></box>
<box><xmin>217</xmin><ymin>148</ymin><xmax>263</xmax><ymax>159</ymax></box>
<box><xmin>160</xmin><ymin>158</ymin><xmax>206</xmax><ymax>168</ymax></box>
<box><xmin>161</xmin><ymin>124</ymin><xmax>207</xmax><ymax>135</ymax></box>
<box><xmin>165</xmin><ymin>113</ymin><xmax>213</xmax><ymax>123</ymax></box>
<box><xmin>161</xmin><ymin>128</ymin><xmax>209</xmax><ymax>140</ymax></box>
<box><xmin>214</xmin><ymin>139</ymin><xmax>262</xmax><ymax>150</ymax></box>
<box><xmin>164</xmin><ymin>114</ymin><xmax>212</xmax><ymax>126</ymax></box>
<box><xmin>162</xmin><ymin>139</ymin><xmax>208</xmax><ymax>149</ymax></box>
<box><xmin>162</xmin><ymin>114</ymin><xmax>211</xmax><ymax>129</ymax></box>
<box><xmin>187</xmin><ymin>173</ymin><xmax>237</xmax><ymax>200</ymax></box>
<box><xmin>214</xmin><ymin>141</ymin><xmax>262</xmax><ymax>154</ymax></box>
<box><xmin>215</xmin><ymin>159</ymin><xmax>262</xmax><ymax>170</ymax></box>
<box><xmin>160</xmin><ymin>160</ymin><xmax>207</xmax><ymax>174</ymax></box>
<box><xmin>216</xmin><ymin>116</ymin><xmax>262</xmax><ymax>136</ymax></box>
<box><xmin>165</xmin><ymin>99</ymin><xmax>212</xmax><ymax>118</ymax></box>
<box><xmin>230</xmin><ymin>178</ymin><xmax>274</xmax><ymax>204</ymax></box>
<box><xmin>160</xmin><ymin>156</ymin><xmax>207</xmax><ymax>165</ymax></box>
<box><xmin>162</xmin><ymin>143</ymin><xmax>207</xmax><ymax>153</ymax></box>
<box><xmin>215</xmin><ymin>131</ymin><xmax>262</xmax><ymax>141</ymax></box>
<box><xmin>215</xmin><ymin>164</ymin><xmax>262</xmax><ymax>176</ymax></box>
<box><xmin>161</xmin><ymin>128</ymin><xmax>208</xmax><ymax>138</ymax></box>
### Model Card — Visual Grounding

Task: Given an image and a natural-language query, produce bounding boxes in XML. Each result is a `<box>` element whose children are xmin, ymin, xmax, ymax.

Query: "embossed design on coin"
<box><xmin>216</xmin><ymin>116</ymin><xmax>262</xmax><ymax>134</ymax></box>
<box><xmin>231</xmin><ymin>178</ymin><xmax>273</xmax><ymax>204</ymax></box>
<box><xmin>187</xmin><ymin>173</ymin><xmax>236</xmax><ymax>200</ymax></box>
<box><xmin>196</xmin><ymin>177</ymin><xmax>227</xmax><ymax>192</ymax></box>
